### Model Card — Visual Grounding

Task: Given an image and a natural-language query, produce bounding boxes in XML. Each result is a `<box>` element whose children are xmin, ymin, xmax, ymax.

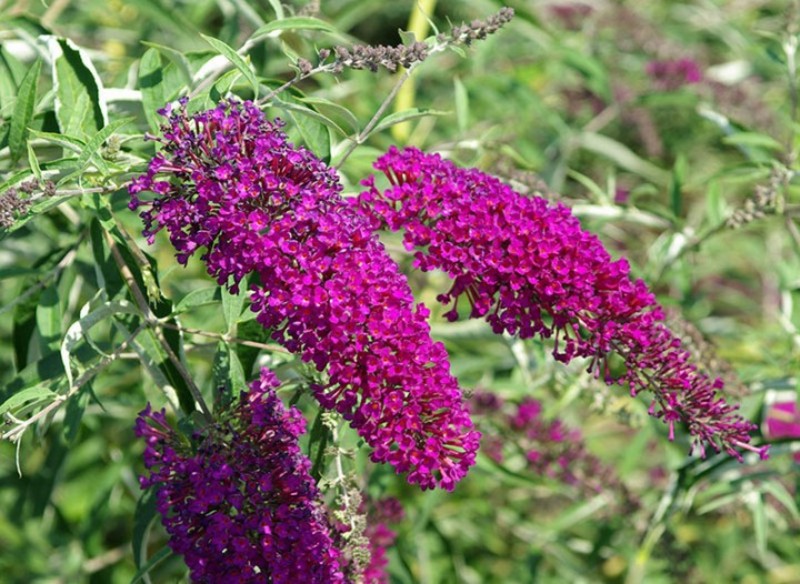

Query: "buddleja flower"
<box><xmin>646</xmin><ymin>58</ymin><xmax>702</xmax><ymax>90</ymax></box>
<box><xmin>763</xmin><ymin>399</ymin><xmax>800</xmax><ymax>462</ymax></box>
<box><xmin>129</xmin><ymin>100</ymin><xmax>479</xmax><ymax>490</ymax></box>
<box><xmin>135</xmin><ymin>368</ymin><xmax>345</xmax><ymax>583</ymax></box>
<box><xmin>469</xmin><ymin>391</ymin><xmax>636</xmax><ymax>508</ymax></box>
<box><xmin>356</xmin><ymin>146</ymin><xmax>767</xmax><ymax>461</ymax></box>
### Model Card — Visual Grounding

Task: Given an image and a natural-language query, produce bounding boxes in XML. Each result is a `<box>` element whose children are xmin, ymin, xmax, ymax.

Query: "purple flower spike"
<box><xmin>135</xmin><ymin>368</ymin><xmax>346</xmax><ymax>583</ymax></box>
<box><xmin>129</xmin><ymin>100</ymin><xmax>479</xmax><ymax>490</ymax></box>
<box><xmin>355</xmin><ymin>146</ymin><xmax>767</xmax><ymax>462</ymax></box>
<box><xmin>764</xmin><ymin>400</ymin><xmax>800</xmax><ymax>462</ymax></box>
<box><xmin>646</xmin><ymin>58</ymin><xmax>703</xmax><ymax>90</ymax></box>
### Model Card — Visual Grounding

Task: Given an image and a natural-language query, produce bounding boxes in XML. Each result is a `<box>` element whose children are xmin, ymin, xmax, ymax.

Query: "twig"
<box><xmin>158</xmin><ymin>319</ymin><xmax>290</xmax><ymax>353</ymax></box>
<box><xmin>335</xmin><ymin>66</ymin><xmax>416</xmax><ymax>168</ymax></box>
<box><xmin>1</xmin><ymin>323</ymin><xmax>146</xmax><ymax>446</ymax></box>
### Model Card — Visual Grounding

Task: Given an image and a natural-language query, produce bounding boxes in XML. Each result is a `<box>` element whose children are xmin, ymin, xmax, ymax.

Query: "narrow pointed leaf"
<box><xmin>9</xmin><ymin>59</ymin><xmax>41</xmax><ymax>164</ymax></box>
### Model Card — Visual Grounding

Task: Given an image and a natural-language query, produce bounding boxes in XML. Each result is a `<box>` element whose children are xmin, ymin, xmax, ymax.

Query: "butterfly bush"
<box><xmin>128</xmin><ymin>100</ymin><xmax>479</xmax><ymax>490</ymax></box>
<box><xmin>470</xmin><ymin>391</ymin><xmax>634</xmax><ymax>507</ymax></box>
<box><xmin>355</xmin><ymin>146</ymin><xmax>767</xmax><ymax>461</ymax></box>
<box><xmin>135</xmin><ymin>368</ymin><xmax>345</xmax><ymax>583</ymax></box>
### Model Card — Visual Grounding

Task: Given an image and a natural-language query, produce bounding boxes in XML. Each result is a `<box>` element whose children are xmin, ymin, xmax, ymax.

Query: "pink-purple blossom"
<box><xmin>469</xmin><ymin>391</ymin><xmax>627</xmax><ymax>497</ymax></box>
<box><xmin>129</xmin><ymin>100</ymin><xmax>479</xmax><ymax>490</ymax></box>
<box><xmin>646</xmin><ymin>58</ymin><xmax>702</xmax><ymax>90</ymax></box>
<box><xmin>764</xmin><ymin>400</ymin><xmax>800</xmax><ymax>462</ymax></box>
<box><xmin>135</xmin><ymin>368</ymin><xmax>345</xmax><ymax>583</ymax></box>
<box><xmin>356</xmin><ymin>146</ymin><xmax>766</xmax><ymax>462</ymax></box>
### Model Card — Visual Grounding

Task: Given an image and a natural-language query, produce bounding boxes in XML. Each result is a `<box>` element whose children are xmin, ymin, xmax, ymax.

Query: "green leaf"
<box><xmin>28</xmin><ymin>129</ymin><xmax>85</xmax><ymax>154</ymax></box>
<box><xmin>63</xmin><ymin>383</ymin><xmax>90</xmax><ymax>444</ymax></box>
<box><xmin>762</xmin><ymin>480</ymin><xmax>800</xmax><ymax>519</ymax></box>
<box><xmin>0</xmin><ymin>353</ymin><xmax>65</xmax><ymax>406</ymax></box>
<box><xmin>125</xmin><ymin>0</ymin><xmax>198</xmax><ymax>39</ymax></box>
<box><xmin>0</xmin><ymin>46</ymin><xmax>26</xmax><ymax>115</ymax></box>
<box><xmin>705</xmin><ymin>180</ymin><xmax>724</xmax><ymax>226</ymax></box>
<box><xmin>249</xmin><ymin>16</ymin><xmax>336</xmax><ymax>41</ymax></box>
<box><xmin>132</xmin><ymin>488</ymin><xmax>158</xmax><ymax>570</ymax></box>
<box><xmin>287</xmin><ymin>109</ymin><xmax>331</xmax><ymax>163</ymax></box>
<box><xmin>221</xmin><ymin>286</ymin><xmax>245</xmax><ymax>333</ymax></box>
<box><xmin>748</xmin><ymin>491</ymin><xmax>767</xmax><ymax>558</ymax></box>
<box><xmin>60</xmin><ymin>117</ymin><xmax>133</xmax><ymax>184</ymax></box>
<box><xmin>371</xmin><ymin>108</ymin><xmax>450</xmax><ymax>136</ymax></box>
<box><xmin>577</xmin><ymin>132</ymin><xmax>670</xmax><ymax>185</ymax></box>
<box><xmin>139</xmin><ymin>48</ymin><xmax>167</xmax><ymax>133</ymax></box>
<box><xmin>273</xmin><ymin>97</ymin><xmax>348</xmax><ymax>137</ymax></box>
<box><xmin>212</xmin><ymin>342</ymin><xmax>247</xmax><ymax>405</ymax></box>
<box><xmin>61</xmin><ymin>300</ymin><xmax>139</xmax><ymax>388</ymax></box>
<box><xmin>298</xmin><ymin>96</ymin><xmax>360</xmax><ymax>134</ymax></box>
<box><xmin>562</xmin><ymin>48</ymin><xmax>611</xmax><ymax>100</ymax></box>
<box><xmin>36</xmin><ymin>283</ymin><xmax>62</xmax><ymax>353</ymax></box>
<box><xmin>174</xmin><ymin>286</ymin><xmax>221</xmax><ymax>313</ymax></box>
<box><xmin>266</xmin><ymin>0</ymin><xmax>285</xmax><ymax>20</ymax></box>
<box><xmin>669</xmin><ymin>154</ymin><xmax>687</xmax><ymax>218</ymax></box>
<box><xmin>210</xmin><ymin>69</ymin><xmax>241</xmax><ymax>103</ymax></box>
<box><xmin>566</xmin><ymin>169</ymin><xmax>610</xmax><ymax>204</ymax></box>
<box><xmin>721</xmin><ymin>132</ymin><xmax>784</xmax><ymax>152</ymax></box>
<box><xmin>140</xmin><ymin>41</ymin><xmax>193</xmax><ymax>89</ymax></box>
<box><xmin>46</xmin><ymin>37</ymin><xmax>108</xmax><ymax>139</ymax></box>
<box><xmin>7</xmin><ymin>247</ymin><xmax>71</xmax><ymax>367</ymax></box>
<box><xmin>309</xmin><ymin>410</ymin><xmax>330</xmax><ymax>481</ymax></box>
<box><xmin>201</xmin><ymin>34</ymin><xmax>259</xmax><ymax>96</ymax></box>
<box><xmin>234</xmin><ymin>317</ymin><xmax>272</xmax><ymax>377</ymax></box>
<box><xmin>453</xmin><ymin>76</ymin><xmax>469</xmax><ymax>134</ymax></box>
<box><xmin>0</xmin><ymin>384</ymin><xmax>56</xmax><ymax>417</ymax></box>
<box><xmin>130</xmin><ymin>546</ymin><xmax>172</xmax><ymax>584</ymax></box>
<box><xmin>26</xmin><ymin>141</ymin><xmax>42</xmax><ymax>180</ymax></box>
<box><xmin>90</xmin><ymin>218</ymin><xmax>127</xmax><ymax>300</ymax></box>
<box><xmin>8</xmin><ymin>59</ymin><xmax>41</xmax><ymax>164</ymax></box>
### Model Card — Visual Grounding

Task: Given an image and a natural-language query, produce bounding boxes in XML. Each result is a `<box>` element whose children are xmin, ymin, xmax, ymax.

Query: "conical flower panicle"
<box><xmin>129</xmin><ymin>101</ymin><xmax>479</xmax><ymax>490</ymax></box>
<box><xmin>135</xmin><ymin>368</ymin><xmax>346</xmax><ymax>583</ymax></box>
<box><xmin>355</xmin><ymin>146</ymin><xmax>766</xmax><ymax>461</ymax></box>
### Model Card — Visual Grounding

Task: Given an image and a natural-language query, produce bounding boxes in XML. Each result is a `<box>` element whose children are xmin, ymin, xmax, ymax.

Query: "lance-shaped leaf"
<box><xmin>201</xmin><ymin>34</ymin><xmax>259</xmax><ymax>95</ymax></box>
<box><xmin>60</xmin><ymin>300</ymin><xmax>139</xmax><ymax>389</ymax></box>
<box><xmin>9</xmin><ymin>59</ymin><xmax>41</xmax><ymax>164</ymax></box>
<box><xmin>45</xmin><ymin>37</ymin><xmax>108</xmax><ymax>139</ymax></box>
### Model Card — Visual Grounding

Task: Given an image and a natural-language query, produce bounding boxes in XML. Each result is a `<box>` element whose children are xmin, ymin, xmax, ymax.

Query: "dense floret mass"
<box><xmin>355</xmin><ymin>146</ymin><xmax>766</xmax><ymax>461</ymax></box>
<box><xmin>135</xmin><ymin>368</ymin><xmax>345</xmax><ymax>583</ymax></box>
<box><xmin>129</xmin><ymin>101</ymin><xmax>479</xmax><ymax>490</ymax></box>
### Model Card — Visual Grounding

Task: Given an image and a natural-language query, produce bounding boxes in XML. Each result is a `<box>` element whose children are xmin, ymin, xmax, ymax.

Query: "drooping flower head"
<box><xmin>135</xmin><ymin>368</ymin><xmax>345</xmax><ymax>583</ymax></box>
<box><xmin>356</xmin><ymin>146</ymin><xmax>767</xmax><ymax>462</ymax></box>
<box><xmin>468</xmin><ymin>390</ymin><xmax>635</xmax><ymax>507</ymax></box>
<box><xmin>129</xmin><ymin>100</ymin><xmax>479</xmax><ymax>490</ymax></box>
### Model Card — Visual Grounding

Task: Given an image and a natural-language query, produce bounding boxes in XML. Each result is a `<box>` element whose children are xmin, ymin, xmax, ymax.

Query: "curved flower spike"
<box><xmin>129</xmin><ymin>100</ymin><xmax>479</xmax><ymax>490</ymax></box>
<box><xmin>355</xmin><ymin>146</ymin><xmax>767</xmax><ymax>462</ymax></box>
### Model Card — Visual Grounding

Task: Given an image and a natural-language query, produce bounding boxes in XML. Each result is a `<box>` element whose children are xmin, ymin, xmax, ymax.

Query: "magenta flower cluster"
<box><xmin>469</xmin><ymin>391</ymin><xmax>624</xmax><ymax>496</ymax></box>
<box><xmin>356</xmin><ymin>146</ymin><xmax>766</xmax><ymax>461</ymax></box>
<box><xmin>134</xmin><ymin>368</ymin><xmax>345</xmax><ymax>583</ymax></box>
<box><xmin>362</xmin><ymin>498</ymin><xmax>404</xmax><ymax>584</ymax></box>
<box><xmin>764</xmin><ymin>399</ymin><xmax>800</xmax><ymax>462</ymax></box>
<box><xmin>645</xmin><ymin>58</ymin><xmax>702</xmax><ymax>90</ymax></box>
<box><xmin>129</xmin><ymin>100</ymin><xmax>479</xmax><ymax>490</ymax></box>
